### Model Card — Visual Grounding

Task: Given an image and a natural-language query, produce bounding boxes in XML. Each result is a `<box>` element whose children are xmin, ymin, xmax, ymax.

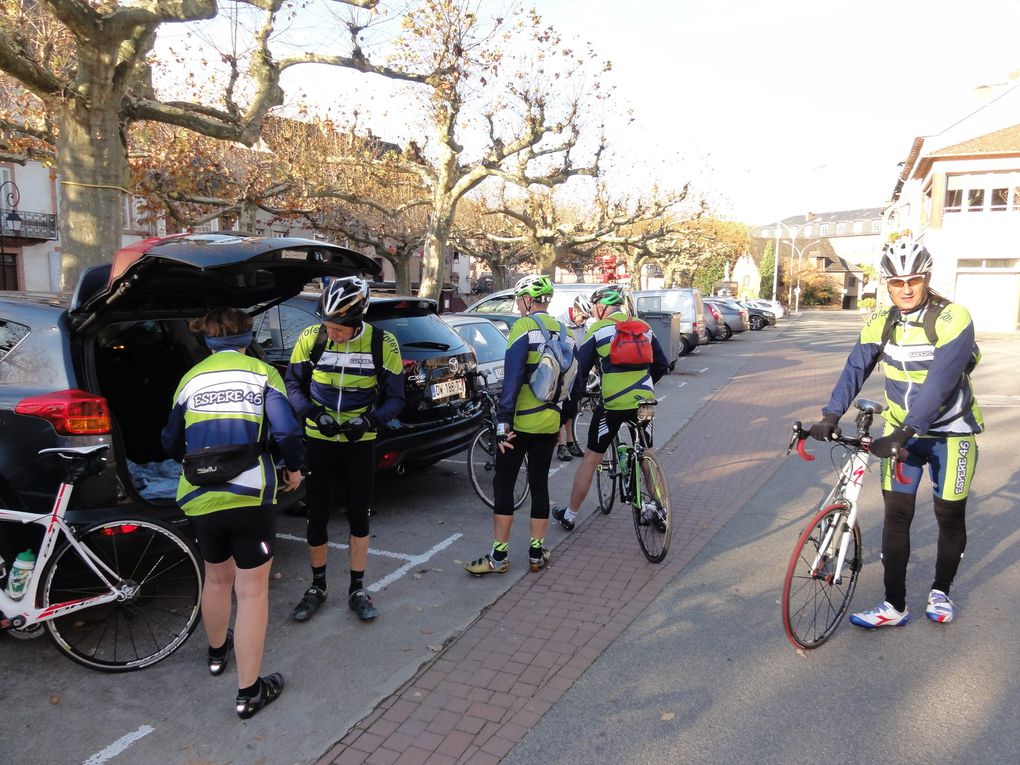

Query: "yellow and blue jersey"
<box><xmin>498</xmin><ymin>311</ymin><xmax>571</xmax><ymax>434</ymax></box>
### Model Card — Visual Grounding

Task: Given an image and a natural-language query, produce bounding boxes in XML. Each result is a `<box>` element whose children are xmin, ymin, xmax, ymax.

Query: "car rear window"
<box><xmin>450</xmin><ymin>321</ymin><xmax>506</xmax><ymax>364</ymax></box>
<box><xmin>373</xmin><ymin>313</ymin><xmax>466</xmax><ymax>351</ymax></box>
<box><xmin>0</xmin><ymin>317</ymin><xmax>29</xmax><ymax>364</ymax></box>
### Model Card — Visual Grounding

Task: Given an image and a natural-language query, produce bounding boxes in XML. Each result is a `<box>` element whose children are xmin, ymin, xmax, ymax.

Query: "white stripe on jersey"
<box><xmin>179</xmin><ymin>369</ymin><xmax>267</xmax><ymax>417</ymax></box>
<box><xmin>318</xmin><ymin>350</ymin><xmax>374</xmax><ymax>370</ymax></box>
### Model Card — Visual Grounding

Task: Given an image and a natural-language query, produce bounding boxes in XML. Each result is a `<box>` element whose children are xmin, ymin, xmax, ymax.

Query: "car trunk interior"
<box><xmin>92</xmin><ymin>318</ymin><xmax>210</xmax><ymax>499</ymax></box>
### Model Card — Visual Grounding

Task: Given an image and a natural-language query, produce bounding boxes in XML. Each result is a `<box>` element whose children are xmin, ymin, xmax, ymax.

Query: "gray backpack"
<box><xmin>528</xmin><ymin>319</ymin><xmax>578</xmax><ymax>403</ymax></box>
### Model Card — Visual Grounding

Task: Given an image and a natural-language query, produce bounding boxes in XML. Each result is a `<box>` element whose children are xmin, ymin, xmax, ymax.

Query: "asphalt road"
<box><xmin>504</xmin><ymin>316</ymin><xmax>1020</xmax><ymax>765</ymax></box>
<box><xmin>0</xmin><ymin>324</ymin><xmax>768</xmax><ymax>765</ymax></box>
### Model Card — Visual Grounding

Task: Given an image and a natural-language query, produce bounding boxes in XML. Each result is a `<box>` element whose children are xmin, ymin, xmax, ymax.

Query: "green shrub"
<box><xmin>858</xmin><ymin>297</ymin><xmax>876</xmax><ymax>310</ymax></box>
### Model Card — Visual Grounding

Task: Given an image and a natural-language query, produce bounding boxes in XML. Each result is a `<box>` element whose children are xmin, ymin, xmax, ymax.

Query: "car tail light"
<box><xmin>15</xmin><ymin>390</ymin><xmax>112</xmax><ymax>435</ymax></box>
<box><xmin>376</xmin><ymin>451</ymin><xmax>401</xmax><ymax>470</ymax></box>
<box><xmin>693</xmin><ymin>321</ymin><xmax>699</xmax><ymax>332</ymax></box>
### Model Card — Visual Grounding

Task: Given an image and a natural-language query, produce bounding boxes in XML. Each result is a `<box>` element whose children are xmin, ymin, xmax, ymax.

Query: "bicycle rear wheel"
<box><xmin>632</xmin><ymin>453</ymin><xmax>672</xmax><ymax>563</ymax></box>
<box><xmin>782</xmin><ymin>503</ymin><xmax>861</xmax><ymax>650</ymax></box>
<box><xmin>42</xmin><ymin>517</ymin><xmax>202</xmax><ymax>672</ymax></box>
<box><xmin>468</xmin><ymin>428</ymin><xmax>528</xmax><ymax>509</ymax></box>
<box><xmin>595</xmin><ymin>445</ymin><xmax>618</xmax><ymax>514</ymax></box>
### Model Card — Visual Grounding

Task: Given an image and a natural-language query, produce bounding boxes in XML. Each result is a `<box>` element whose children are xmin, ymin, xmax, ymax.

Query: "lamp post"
<box><xmin>772</xmin><ymin>221</ymin><xmax>800</xmax><ymax>305</ymax></box>
<box><xmin>0</xmin><ymin>179</ymin><xmax>23</xmax><ymax>260</ymax></box>
<box><xmin>791</xmin><ymin>239</ymin><xmax>821</xmax><ymax>313</ymax></box>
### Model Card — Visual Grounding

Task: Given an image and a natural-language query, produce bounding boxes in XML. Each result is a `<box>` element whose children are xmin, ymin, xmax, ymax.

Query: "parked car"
<box><xmin>440</xmin><ymin>314</ymin><xmax>508</xmax><ymax>393</ymax></box>
<box><xmin>635</xmin><ymin>288</ymin><xmax>707</xmax><ymax>356</ymax></box>
<box><xmin>739</xmin><ymin>302</ymin><xmax>777</xmax><ymax>331</ymax></box>
<box><xmin>254</xmin><ymin>292</ymin><xmax>485</xmax><ymax>472</ymax></box>
<box><xmin>743</xmin><ymin>298</ymin><xmax>785</xmax><ymax>319</ymax></box>
<box><xmin>703</xmin><ymin>297</ymin><xmax>749</xmax><ymax>336</ymax></box>
<box><xmin>0</xmin><ymin>233</ymin><xmax>380</xmax><ymax>523</ymax></box>
<box><xmin>703</xmin><ymin>300</ymin><xmax>727</xmax><ymax>341</ymax></box>
<box><xmin>463</xmin><ymin>283</ymin><xmax>637</xmax><ymax>333</ymax></box>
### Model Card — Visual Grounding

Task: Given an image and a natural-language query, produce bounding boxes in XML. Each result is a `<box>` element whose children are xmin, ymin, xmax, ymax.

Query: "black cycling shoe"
<box><xmin>236</xmin><ymin>673</ymin><xmax>284</xmax><ymax>720</ymax></box>
<box><xmin>292</xmin><ymin>586</ymin><xmax>326</xmax><ymax>622</ymax></box>
<box><xmin>348</xmin><ymin>588</ymin><xmax>378</xmax><ymax>621</ymax></box>
<box><xmin>208</xmin><ymin>629</ymin><xmax>233</xmax><ymax>676</ymax></box>
<box><xmin>556</xmin><ymin>445</ymin><xmax>573</xmax><ymax>462</ymax></box>
<box><xmin>566</xmin><ymin>441</ymin><xmax>585</xmax><ymax>458</ymax></box>
<box><xmin>551</xmin><ymin>504</ymin><xmax>575</xmax><ymax>531</ymax></box>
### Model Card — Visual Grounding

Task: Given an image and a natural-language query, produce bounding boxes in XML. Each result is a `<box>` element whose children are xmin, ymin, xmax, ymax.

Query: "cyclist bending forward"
<box><xmin>809</xmin><ymin>236</ymin><xmax>982</xmax><ymax>629</ymax></box>
<box><xmin>552</xmin><ymin>285</ymin><xmax>669</xmax><ymax>531</ymax></box>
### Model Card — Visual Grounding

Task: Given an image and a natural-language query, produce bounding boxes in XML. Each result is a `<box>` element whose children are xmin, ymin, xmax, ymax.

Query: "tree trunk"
<box><xmin>393</xmin><ymin>254</ymin><xmax>413</xmax><ymax>295</ymax></box>
<box><xmin>238</xmin><ymin>201</ymin><xmax>259</xmax><ymax>233</ymax></box>
<box><xmin>419</xmin><ymin>204</ymin><xmax>453</xmax><ymax>301</ymax></box>
<box><xmin>491</xmin><ymin>260</ymin><xmax>512</xmax><ymax>290</ymax></box>
<box><xmin>56</xmin><ymin>101</ymin><xmax>130</xmax><ymax>290</ymax></box>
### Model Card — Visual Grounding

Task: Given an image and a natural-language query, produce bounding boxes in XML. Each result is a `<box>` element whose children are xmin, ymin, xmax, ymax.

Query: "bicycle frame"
<box><xmin>0</xmin><ymin>481</ymin><xmax>123</xmax><ymax>630</ymax></box>
<box><xmin>807</xmin><ymin>448</ymin><xmax>871</xmax><ymax>586</ymax></box>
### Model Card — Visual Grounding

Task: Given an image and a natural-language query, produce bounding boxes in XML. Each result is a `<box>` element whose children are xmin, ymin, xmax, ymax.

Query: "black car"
<box><xmin>0</xmin><ymin>233</ymin><xmax>477</xmax><ymax>528</ymax></box>
<box><xmin>255</xmin><ymin>293</ymin><xmax>483</xmax><ymax>471</ymax></box>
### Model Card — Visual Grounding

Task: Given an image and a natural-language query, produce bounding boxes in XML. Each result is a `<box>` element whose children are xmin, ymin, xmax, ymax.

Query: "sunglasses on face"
<box><xmin>887</xmin><ymin>275</ymin><xmax>926</xmax><ymax>289</ymax></box>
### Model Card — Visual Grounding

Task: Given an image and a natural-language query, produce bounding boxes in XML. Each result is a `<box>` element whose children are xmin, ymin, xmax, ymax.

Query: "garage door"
<box><xmin>954</xmin><ymin>272</ymin><xmax>1020</xmax><ymax>332</ymax></box>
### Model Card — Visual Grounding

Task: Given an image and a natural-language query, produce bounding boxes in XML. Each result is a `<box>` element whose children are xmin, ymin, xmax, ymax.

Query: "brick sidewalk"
<box><xmin>318</xmin><ymin>322</ymin><xmax>839</xmax><ymax>765</ymax></box>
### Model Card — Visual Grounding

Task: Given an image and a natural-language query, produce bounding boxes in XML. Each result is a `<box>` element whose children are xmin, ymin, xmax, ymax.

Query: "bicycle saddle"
<box><xmin>38</xmin><ymin>445</ymin><xmax>110</xmax><ymax>460</ymax></box>
<box><xmin>855</xmin><ymin>399</ymin><xmax>885</xmax><ymax>414</ymax></box>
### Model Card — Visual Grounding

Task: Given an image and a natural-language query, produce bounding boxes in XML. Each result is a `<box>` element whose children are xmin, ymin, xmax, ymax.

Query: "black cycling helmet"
<box><xmin>318</xmin><ymin>276</ymin><xmax>369</xmax><ymax>326</ymax></box>
<box><xmin>879</xmin><ymin>236</ymin><xmax>934</xmax><ymax>279</ymax></box>
<box><xmin>591</xmin><ymin>284</ymin><xmax>626</xmax><ymax>306</ymax></box>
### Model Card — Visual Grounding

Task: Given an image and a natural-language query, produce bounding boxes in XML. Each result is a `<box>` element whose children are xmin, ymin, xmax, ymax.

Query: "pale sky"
<box><xmin>158</xmin><ymin>0</ymin><xmax>1020</xmax><ymax>226</ymax></box>
<box><xmin>534</xmin><ymin>0</ymin><xmax>1020</xmax><ymax>224</ymax></box>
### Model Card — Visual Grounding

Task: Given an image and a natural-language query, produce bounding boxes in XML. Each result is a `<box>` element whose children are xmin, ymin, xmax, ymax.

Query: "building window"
<box><xmin>966</xmin><ymin>188</ymin><xmax>985</xmax><ymax>212</ymax></box>
<box><xmin>836</xmin><ymin>222</ymin><xmax>847</xmax><ymax>235</ymax></box>
<box><xmin>1013</xmin><ymin>186</ymin><xmax>1020</xmax><ymax>211</ymax></box>
<box><xmin>820</xmin><ymin>224</ymin><xmax>829</xmax><ymax>236</ymax></box>
<box><xmin>958</xmin><ymin>258</ymin><xmax>1019</xmax><ymax>268</ymax></box>
<box><xmin>990</xmin><ymin>188</ymin><xmax>1009</xmax><ymax>211</ymax></box>
<box><xmin>0</xmin><ymin>253</ymin><xmax>17</xmax><ymax>290</ymax></box>
<box><xmin>871</xmin><ymin>219</ymin><xmax>880</xmax><ymax>233</ymax></box>
<box><xmin>944</xmin><ymin>189</ymin><xmax>963</xmax><ymax>213</ymax></box>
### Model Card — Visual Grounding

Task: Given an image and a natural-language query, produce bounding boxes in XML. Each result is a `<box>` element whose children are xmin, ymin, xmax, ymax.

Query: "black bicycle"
<box><xmin>594</xmin><ymin>400</ymin><xmax>672</xmax><ymax>563</ymax></box>
<box><xmin>466</xmin><ymin>371</ymin><xmax>529</xmax><ymax>509</ymax></box>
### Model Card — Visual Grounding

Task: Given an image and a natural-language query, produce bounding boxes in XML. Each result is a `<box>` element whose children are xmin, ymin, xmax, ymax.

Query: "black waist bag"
<box><xmin>183</xmin><ymin>443</ymin><xmax>261</xmax><ymax>487</ymax></box>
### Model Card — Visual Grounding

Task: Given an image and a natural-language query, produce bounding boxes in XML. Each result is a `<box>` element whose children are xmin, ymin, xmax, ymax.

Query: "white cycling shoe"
<box><xmin>849</xmin><ymin>601</ymin><xmax>910</xmax><ymax>630</ymax></box>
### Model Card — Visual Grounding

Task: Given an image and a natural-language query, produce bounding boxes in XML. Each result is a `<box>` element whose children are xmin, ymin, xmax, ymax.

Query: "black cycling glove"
<box><xmin>870</xmin><ymin>426</ymin><xmax>915</xmax><ymax>458</ymax></box>
<box><xmin>340</xmin><ymin>416</ymin><xmax>370</xmax><ymax>442</ymax></box>
<box><xmin>808</xmin><ymin>413</ymin><xmax>841</xmax><ymax>442</ymax></box>
<box><xmin>310</xmin><ymin>407</ymin><xmax>341</xmax><ymax>438</ymax></box>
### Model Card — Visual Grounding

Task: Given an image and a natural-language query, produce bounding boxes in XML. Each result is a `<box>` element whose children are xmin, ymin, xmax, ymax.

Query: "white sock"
<box><xmin>564</xmin><ymin>506</ymin><xmax>577</xmax><ymax>522</ymax></box>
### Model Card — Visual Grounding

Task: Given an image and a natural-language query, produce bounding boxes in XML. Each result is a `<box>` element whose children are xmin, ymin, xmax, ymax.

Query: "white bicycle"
<box><xmin>781</xmin><ymin>399</ymin><xmax>908</xmax><ymax>649</ymax></box>
<box><xmin>1</xmin><ymin>445</ymin><xmax>202</xmax><ymax>671</ymax></box>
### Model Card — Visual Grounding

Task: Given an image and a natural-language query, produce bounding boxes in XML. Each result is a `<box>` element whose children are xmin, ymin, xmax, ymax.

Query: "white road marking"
<box><xmin>277</xmin><ymin>533</ymin><xmax>415</xmax><ymax>561</ymax></box>
<box><xmin>657</xmin><ymin>395</ymin><xmax>668</xmax><ymax>402</ymax></box>
<box><xmin>697</xmin><ymin>367</ymin><xmax>709</xmax><ymax>374</ymax></box>
<box><xmin>676</xmin><ymin>381</ymin><xmax>687</xmax><ymax>388</ymax></box>
<box><xmin>82</xmin><ymin>726</ymin><xmax>154</xmax><ymax>765</ymax></box>
<box><xmin>367</xmin><ymin>534</ymin><xmax>463</xmax><ymax>592</ymax></box>
<box><xmin>442</xmin><ymin>458</ymin><xmax>468</xmax><ymax>465</ymax></box>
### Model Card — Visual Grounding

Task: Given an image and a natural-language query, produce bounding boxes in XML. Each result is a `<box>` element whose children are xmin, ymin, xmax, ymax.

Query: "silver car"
<box><xmin>442</xmin><ymin>314</ymin><xmax>508</xmax><ymax>393</ymax></box>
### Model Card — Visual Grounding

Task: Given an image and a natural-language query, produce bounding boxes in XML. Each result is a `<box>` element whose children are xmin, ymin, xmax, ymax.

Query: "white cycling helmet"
<box><xmin>572</xmin><ymin>294</ymin><xmax>593</xmax><ymax>316</ymax></box>
<box><xmin>879</xmin><ymin>237</ymin><xmax>933</xmax><ymax>279</ymax></box>
<box><xmin>319</xmin><ymin>276</ymin><xmax>369</xmax><ymax>325</ymax></box>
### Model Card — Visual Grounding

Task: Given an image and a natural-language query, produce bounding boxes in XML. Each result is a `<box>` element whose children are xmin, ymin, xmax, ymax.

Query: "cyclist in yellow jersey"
<box><xmin>809</xmin><ymin>236</ymin><xmax>982</xmax><ymax>629</ymax></box>
<box><xmin>551</xmin><ymin>284</ymin><xmax>668</xmax><ymax>531</ymax></box>
<box><xmin>465</xmin><ymin>275</ymin><xmax>569</xmax><ymax>575</ymax></box>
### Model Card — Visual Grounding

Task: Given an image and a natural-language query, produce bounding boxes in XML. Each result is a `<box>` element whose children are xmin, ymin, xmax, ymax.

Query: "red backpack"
<box><xmin>609</xmin><ymin>319</ymin><xmax>653</xmax><ymax>367</ymax></box>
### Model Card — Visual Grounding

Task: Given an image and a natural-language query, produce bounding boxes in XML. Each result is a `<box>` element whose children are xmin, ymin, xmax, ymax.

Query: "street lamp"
<box><xmin>0</xmin><ymin>180</ymin><xmax>23</xmax><ymax>259</ymax></box>
<box><xmin>793</xmin><ymin>240</ymin><xmax>821</xmax><ymax>313</ymax></box>
<box><xmin>772</xmin><ymin>221</ymin><xmax>801</xmax><ymax>304</ymax></box>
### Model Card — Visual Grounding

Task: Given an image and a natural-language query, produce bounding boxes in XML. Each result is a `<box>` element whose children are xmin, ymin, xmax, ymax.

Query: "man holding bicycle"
<box><xmin>809</xmin><ymin>235</ymin><xmax>982</xmax><ymax>628</ymax></box>
<box><xmin>552</xmin><ymin>285</ymin><xmax>669</xmax><ymax>531</ymax></box>
<box><xmin>464</xmin><ymin>275</ymin><xmax>566</xmax><ymax>576</ymax></box>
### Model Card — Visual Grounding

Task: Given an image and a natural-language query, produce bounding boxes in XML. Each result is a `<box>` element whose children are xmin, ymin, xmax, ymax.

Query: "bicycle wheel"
<box><xmin>632</xmin><ymin>453</ymin><xmax>672</xmax><ymax>563</ymax></box>
<box><xmin>42</xmin><ymin>517</ymin><xmax>202</xmax><ymax>672</ymax></box>
<box><xmin>468</xmin><ymin>428</ymin><xmax>528</xmax><ymax>510</ymax></box>
<box><xmin>595</xmin><ymin>444</ymin><xmax>618</xmax><ymax>514</ymax></box>
<box><xmin>782</xmin><ymin>503</ymin><xmax>861</xmax><ymax>650</ymax></box>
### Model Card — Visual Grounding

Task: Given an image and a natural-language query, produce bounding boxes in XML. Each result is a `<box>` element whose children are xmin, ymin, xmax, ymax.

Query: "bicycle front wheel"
<box><xmin>782</xmin><ymin>503</ymin><xmax>861</xmax><ymax>650</ymax></box>
<box><xmin>468</xmin><ymin>428</ymin><xmax>528</xmax><ymax>510</ymax></box>
<box><xmin>632</xmin><ymin>454</ymin><xmax>672</xmax><ymax>563</ymax></box>
<box><xmin>595</xmin><ymin>446</ymin><xmax>618</xmax><ymax>514</ymax></box>
<box><xmin>42</xmin><ymin>517</ymin><xmax>202</xmax><ymax>672</ymax></box>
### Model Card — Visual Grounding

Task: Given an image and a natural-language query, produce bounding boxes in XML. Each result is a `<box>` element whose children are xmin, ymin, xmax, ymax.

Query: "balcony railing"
<box><xmin>0</xmin><ymin>209</ymin><xmax>59</xmax><ymax>242</ymax></box>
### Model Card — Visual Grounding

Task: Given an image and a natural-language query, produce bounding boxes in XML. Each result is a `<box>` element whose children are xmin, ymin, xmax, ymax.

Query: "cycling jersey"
<box><xmin>556</xmin><ymin>308</ymin><xmax>590</xmax><ymax>346</ymax></box>
<box><xmin>499</xmin><ymin>311</ymin><xmax>571</xmax><ymax>434</ymax></box>
<box><xmin>571</xmin><ymin>310</ymin><xmax>669</xmax><ymax>411</ymax></box>
<box><xmin>161</xmin><ymin>350</ymin><xmax>304</xmax><ymax>517</ymax></box>
<box><xmin>286</xmin><ymin>322</ymin><xmax>404</xmax><ymax>443</ymax></box>
<box><xmin>823</xmin><ymin>300</ymin><xmax>983</xmax><ymax>436</ymax></box>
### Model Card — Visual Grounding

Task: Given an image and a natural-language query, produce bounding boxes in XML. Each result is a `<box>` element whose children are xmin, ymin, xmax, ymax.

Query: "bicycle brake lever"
<box><xmin>893</xmin><ymin>446</ymin><xmax>909</xmax><ymax>484</ymax></box>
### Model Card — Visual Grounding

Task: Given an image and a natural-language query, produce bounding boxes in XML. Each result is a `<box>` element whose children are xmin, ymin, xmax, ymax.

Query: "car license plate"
<box><xmin>430</xmin><ymin>378</ymin><xmax>466</xmax><ymax>400</ymax></box>
<box><xmin>494</xmin><ymin>367</ymin><xmax>504</xmax><ymax>379</ymax></box>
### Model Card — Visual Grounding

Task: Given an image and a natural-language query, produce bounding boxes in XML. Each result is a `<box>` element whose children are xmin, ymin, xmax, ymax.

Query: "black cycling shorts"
<box><xmin>190</xmin><ymin>505</ymin><xmax>277</xmax><ymax>569</ymax></box>
<box><xmin>587</xmin><ymin>405</ymin><xmax>642</xmax><ymax>454</ymax></box>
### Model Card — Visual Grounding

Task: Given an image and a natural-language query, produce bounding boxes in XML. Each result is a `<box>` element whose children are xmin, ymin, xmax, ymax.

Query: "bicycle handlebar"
<box><xmin>790</xmin><ymin>421</ymin><xmax>909</xmax><ymax>484</ymax></box>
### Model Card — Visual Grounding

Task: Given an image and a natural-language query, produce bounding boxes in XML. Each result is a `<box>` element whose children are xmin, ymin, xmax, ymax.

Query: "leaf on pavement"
<box><xmin>660</xmin><ymin>712</ymin><xmax>675</xmax><ymax>721</ymax></box>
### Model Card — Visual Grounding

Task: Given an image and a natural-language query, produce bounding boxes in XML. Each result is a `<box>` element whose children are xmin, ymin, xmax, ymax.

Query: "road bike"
<box><xmin>0</xmin><ymin>445</ymin><xmax>203</xmax><ymax>671</ymax></box>
<box><xmin>466</xmin><ymin>372</ymin><xmax>529</xmax><ymax>510</ymax></box>
<box><xmin>782</xmin><ymin>398</ymin><xmax>908</xmax><ymax>649</ymax></box>
<box><xmin>594</xmin><ymin>400</ymin><xmax>672</xmax><ymax>563</ymax></box>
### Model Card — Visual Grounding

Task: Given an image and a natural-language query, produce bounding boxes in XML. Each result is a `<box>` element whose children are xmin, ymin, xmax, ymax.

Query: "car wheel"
<box><xmin>750</xmin><ymin>315</ymin><xmax>765</xmax><ymax>331</ymax></box>
<box><xmin>678</xmin><ymin>336</ymin><xmax>692</xmax><ymax>356</ymax></box>
<box><xmin>720</xmin><ymin>324</ymin><xmax>733</xmax><ymax>341</ymax></box>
